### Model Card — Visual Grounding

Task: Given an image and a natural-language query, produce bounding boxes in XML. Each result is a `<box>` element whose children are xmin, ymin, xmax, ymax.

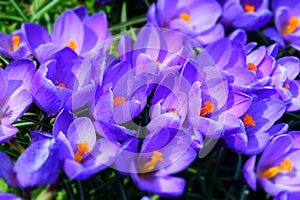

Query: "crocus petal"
<box><xmin>52</xmin><ymin>11</ymin><xmax>84</xmax><ymax>53</ymax></box>
<box><xmin>22</xmin><ymin>23</ymin><xmax>51</xmax><ymax>58</ymax></box>
<box><xmin>132</xmin><ymin>174</ymin><xmax>186</xmax><ymax>198</ymax></box>
<box><xmin>0</xmin><ymin>152</ymin><xmax>16</xmax><ymax>187</ymax></box>
<box><xmin>5</xmin><ymin>59</ymin><xmax>35</xmax><ymax>93</ymax></box>
<box><xmin>66</xmin><ymin>117</ymin><xmax>96</xmax><ymax>150</ymax></box>
<box><xmin>243</xmin><ymin>156</ymin><xmax>257</xmax><ymax>190</ymax></box>
<box><xmin>14</xmin><ymin>133</ymin><xmax>59</xmax><ymax>189</ymax></box>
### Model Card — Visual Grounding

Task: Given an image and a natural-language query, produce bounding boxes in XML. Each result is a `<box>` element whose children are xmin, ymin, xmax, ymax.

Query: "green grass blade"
<box><xmin>30</xmin><ymin>0</ymin><xmax>61</xmax><ymax>22</ymax></box>
<box><xmin>8</xmin><ymin>0</ymin><xmax>28</xmax><ymax>21</ymax></box>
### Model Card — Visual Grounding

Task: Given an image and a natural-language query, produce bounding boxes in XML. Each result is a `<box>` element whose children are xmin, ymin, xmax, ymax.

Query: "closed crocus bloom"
<box><xmin>115</xmin><ymin>129</ymin><xmax>196</xmax><ymax>197</ymax></box>
<box><xmin>244</xmin><ymin>132</ymin><xmax>300</xmax><ymax>197</ymax></box>
<box><xmin>53</xmin><ymin>113</ymin><xmax>119</xmax><ymax>180</ymax></box>
<box><xmin>0</xmin><ymin>59</ymin><xmax>35</xmax><ymax>143</ymax></box>
<box><xmin>0</xmin><ymin>30</ymin><xmax>30</xmax><ymax>60</ymax></box>
<box><xmin>0</xmin><ymin>131</ymin><xmax>59</xmax><ymax>189</ymax></box>
<box><xmin>220</xmin><ymin>0</ymin><xmax>272</xmax><ymax>31</ymax></box>
<box><xmin>264</xmin><ymin>0</ymin><xmax>300</xmax><ymax>50</ymax></box>
<box><xmin>147</xmin><ymin>0</ymin><xmax>224</xmax><ymax>45</ymax></box>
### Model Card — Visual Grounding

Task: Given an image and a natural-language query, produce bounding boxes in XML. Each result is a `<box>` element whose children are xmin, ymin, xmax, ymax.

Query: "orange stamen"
<box><xmin>243</xmin><ymin>114</ymin><xmax>256</xmax><ymax>126</ymax></box>
<box><xmin>12</xmin><ymin>35</ymin><xmax>20</xmax><ymax>51</ymax></box>
<box><xmin>142</xmin><ymin>151</ymin><xmax>163</xmax><ymax>172</ymax></box>
<box><xmin>154</xmin><ymin>60</ymin><xmax>161</xmax><ymax>66</ymax></box>
<box><xmin>282</xmin><ymin>17</ymin><xmax>300</xmax><ymax>34</ymax></box>
<box><xmin>247</xmin><ymin>63</ymin><xmax>257</xmax><ymax>72</ymax></box>
<box><xmin>179</xmin><ymin>12</ymin><xmax>191</xmax><ymax>23</ymax></box>
<box><xmin>74</xmin><ymin>141</ymin><xmax>90</xmax><ymax>163</ymax></box>
<box><xmin>200</xmin><ymin>101</ymin><xmax>215</xmax><ymax>117</ymax></box>
<box><xmin>113</xmin><ymin>96</ymin><xmax>125</xmax><ymax>106</ymax></box>
<box><xmin>244</xmin><ymin>3</ymin><xmax>255</xmax><ymax>12</ymax></box>
<box><xmin>284</xmin><ymin>83</ymin><xmax>290</xmax><ymax>89</ymax></box>
<box><xmin>66</xmin><ymin>40</ymin><xmax>78</xmax><ymax>50</ymax></box>
<box><xmin>260</xmin><ymin>158</ymin><xmax>293</xmax><ymax>178</ymax></box>
<box><xmin>58</xmin><ymin>83</ymin><xmax>66</xmax><ymax>88</ymax></box>
<box><xmin>167</xmin><ymin>109</ymin><xmax>179</xmax><ymax>115</ymax></box>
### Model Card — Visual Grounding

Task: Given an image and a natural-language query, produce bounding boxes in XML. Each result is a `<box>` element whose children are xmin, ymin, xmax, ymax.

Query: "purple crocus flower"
<box><xmin>270</xmin><ymin>56</ymin><xmax>300</xmax><ymax>112</ymax></box>
<box><xmin>265</xmin><ymin>0</ymin><xmax>300</xmax><ymax>50</ymax></box>
<box><xmin>225</xmin><ymin>98</ymin><xmax>285</xmax><ymax>154</ymax></box>
<box><xmin>53</xmin><ymin>111</ymin><xmax>119</xmax><ymax>180</ymax></box>
<box><xmin>0</xmin><ymin>30</ymin><xmax>29</xmax><ymax>60</ymax></box>
<box><xmin>22</xmin><ymin>6</ymin><xmax>111</xmax><ymax>62</ymax></box>
<box><xmin>244</xmin><ymin>132</ymin><xmax>300</xmax><ymax>196</ymax></box>
<box><xmin>275</xmin><ymin>191</ymin><xmax>300</xmax><ymax>200</ymax></box>
<box><xmin>220</xmin><ymin>0</ymin><xmax>272</xmax><ymax>31</ymax></box>
<box><xmin>115</xmin><ymin>129</ymin><xmax>196</xmax><ymax>197</ymax></box>
<box><xmin>31</xmin><ymin>47</ymin><xmax>92</xmax><ymax>116</ymax></box>
<box><xmin>0</xmin><ymin>131</ymin><xmax>59</xmax><ymax>189</ymax></box>
<box><xmin>0</xmin><ymin>59</ymin><xmax>35</xmax><ymax>143</ymax></box>
<box><xmin>147</xmin><ymin>0</ymin><xmax>224</xmax><ymax>45</ymax></box>
<box><xmin>147</xmin><ymin>72</ymin><xmax>187</xmax><ymax>131</ymax></box>
<box><xmin>0</xmin><ymin>191</ymin><xmax>21</xmax><ymax>200</ymax></box>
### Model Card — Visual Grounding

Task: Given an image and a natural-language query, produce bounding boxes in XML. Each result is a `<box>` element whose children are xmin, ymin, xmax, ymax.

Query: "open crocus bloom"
<box><xmin>22</xmin><ymin>6</ymin><xmax>111</xmax><ymax>62</ymax></box>
<box><xmin>244</xmin><ymin>132</ymin><xmax>300</xmax><ymax>196</ymax></box>
<box><xmin>0</xmin><ymin>59</ymin><xmax>35</xmax><ymax>143</ymax></box>
<box><xmin>115</xmin><ymin>128</ymin><xmax>196</xmax><ymax>197</ymax></box>
<box><xmin>54</xmin><ymin>112</ymin><xmax>120</xmax><ymax>180</ymax></box>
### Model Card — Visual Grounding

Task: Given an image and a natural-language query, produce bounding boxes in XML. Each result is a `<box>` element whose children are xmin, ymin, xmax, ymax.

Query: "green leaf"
<box><xmin>0</xmin><ymin>178</ymin><xmax>8</xmax><ymax>192</ymax></box>
<box><xmin>30</xmin><ymin>0</ymin><xmax>61</xmax><ymax>22</ymax></box>
<box><xmin>8</xmin><ymin>0</ymin><xmax>28</xmax><ymax>21</ymax></box>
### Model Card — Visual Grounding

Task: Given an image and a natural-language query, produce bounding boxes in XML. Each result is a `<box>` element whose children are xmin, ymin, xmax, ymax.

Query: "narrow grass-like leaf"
<box><xmin>109</xmin><ymin>15</ymin><xmax>146</xmax><ymax>32</ymax></box>
<box><xmin>30</xmin><ymin>0</ymin><xmax>61</xmax><ymax>22</ymax></box>
<box><xmin>8</xmin><ymin>0</ymin><xmax>28</xmax><ymax>21</ymax></box>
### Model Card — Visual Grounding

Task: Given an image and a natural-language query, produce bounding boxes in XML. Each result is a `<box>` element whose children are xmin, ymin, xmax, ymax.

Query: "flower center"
<box><xmin>57</xmin><ymin>83</ymin><xmax>66</xmax><ymax>88</ymax></box>
<box><xmin>179</xmin><ymin>12</ymin><xmax>191</xmax><ymax>23</ymax></box>
<box><xmin>259</xmin><ymin>158</ymin><xmax>293</xmax><ymax>178</ymax></box>
<box><xmin>244</xmin><ymin>3</ymin><xmax>255</xmax><ymax>12</ymax></box>
<box><xmin>74</xmin><ymin>141</ymin><xmax>90</xmax><ymax>163</ymax></box>
<box><xmin>284</xmin><ymin>83</ymin><xmax>290</xmax><ymax>89</ymax></box>
<box><xmin>247</xmin><ymin>63</ymin><xmax>257</xmax><ymax>72</ymax></box>
<box><xmin>12</xmin><ymin>35</ymin><xmax>20</xmax><ymax>51</ymax></box>
<box><xmin>113</xmin><ymin>96</ymin><xmax>125</xmax><ymax>106</ymax></box>
<box><xmin>167</xmin><ymin>109</ymin><xmax>179</xmax><ymax>115</ymax></box>
<box><xmin>154</xmin><ymin>60</ymin><xmax>161</xmax><ymax>66</ymax></box>
<box><xmin>243</xmin><ymin>114</ymin><xmax>256</xmax><ymax>126</ymax></box>
<box><xmin>142</xmin><ymin>151</ymin><xmax>164</xmax><ymax>172</ymax></box>
<box><xmin>66</xmin><ymin>40</ymin><xmax>78</xmax><ymax>50</ymax></box>
<box><xmin>200</xmin><ymin>101</ymin><xmax>214</xmax><ymax>117</ymax></box>
<box><xmin>282</xmin><ymin>17</ymin><xmax>300</xmax><ymax>35</ymax></box>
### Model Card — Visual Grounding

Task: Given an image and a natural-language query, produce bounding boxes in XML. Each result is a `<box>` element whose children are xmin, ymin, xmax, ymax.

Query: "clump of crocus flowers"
<box><xmin>0</xmin><ymin>0</ymin><xmax>300</xmax><ymax>198</ymax></box>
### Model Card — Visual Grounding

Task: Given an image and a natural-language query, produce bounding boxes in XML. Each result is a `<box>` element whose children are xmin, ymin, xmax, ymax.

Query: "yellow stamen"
<box><xmin>58</xmin><ymin>83</ymin><xmax>66</xmax><ymax>88</ymax></box>
<box><xmin>154</xmin><ymin>60</ymin><xmax>161</xmax><ymax>66</ymax></box>
<box><xmin>284</xmin><ymin>83</ymin><xmax>290</xmax><ymax>89</ymax></box>
<box><xmin>74</xmin><ymin>141</ymin><xmax>90</xmax><ymax>163</ymax></box>
<box><xmin>243</xmin><ymin>114</ymin><xmax>256</xmax><ymax>126</ymax></box>
<box><xmin>142</xmin><ymin>151</ymin><xmax>164</xmax><ymax>172</ymax></box>
<box><xmin>12</xmin><ymin>35</ymin><xmax>20</xmax><ymax>51</ymax></box>
<box><xmin>247</xmin><ymin>63</ymin><xmax>257</xmax><ymax>72</ymax></box>
<box><xmin>66</xmin><ymin>40</ymin><xmax>78</xmax><ymax>50</ymax></box>
<box><xmin>282</xmin><ymin>17</ymin><xmax>300</xmax><ymax>35</ymax></box>
<box><xmin>260</xmin><ymin>158</ymin><xmax>293</xmax><ymax>178</ymax></box>
<box><xmin>179</xmin><ymin>12</ymin><xmax>191</xmax><ymax>23</ymax></box>
<box><xmin>167</xmin><ymin>109</ymin><xmax>179</xmax><ymax>115</ymax></box>
<box><xmin>244</xmin><ymin>3</ymin><xmax>255</xmax><ymax>12</ymax></box>
<box><xmin>113</xmin><ymin>96</ymin><xmax>125</xmax><ymax>106</ymax></box>
<box><xmin>200</xmin><ymin>101</ymin><xmax>215</xmax><ymax>117</ymax></box>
